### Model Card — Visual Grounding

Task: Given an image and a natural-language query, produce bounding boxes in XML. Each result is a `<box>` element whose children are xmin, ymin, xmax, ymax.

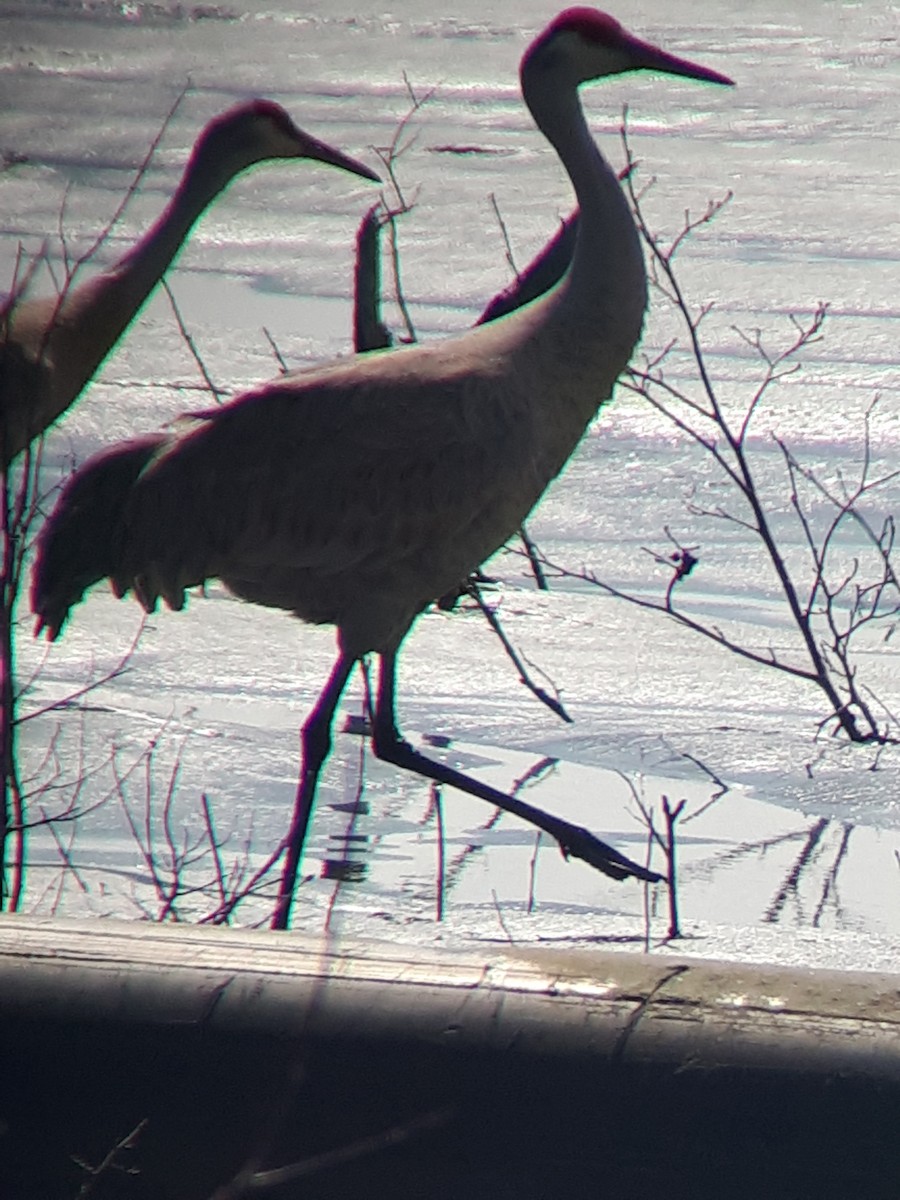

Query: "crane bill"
<box><xmin>626</xmin><ymin>34</ymin><xmax>735</xmax><ymax>87</ymax></box>
<box><xmin>302</xmin><ymin>134</ymin><xmax>380</xmax><ymax>182</ymax></box>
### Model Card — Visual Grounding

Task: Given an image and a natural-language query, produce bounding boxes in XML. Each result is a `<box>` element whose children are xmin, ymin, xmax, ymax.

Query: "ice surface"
<box><xmin>2</xmin><ymin>0</ymin><xmax>899</xmax><ymax>969</ymax></box>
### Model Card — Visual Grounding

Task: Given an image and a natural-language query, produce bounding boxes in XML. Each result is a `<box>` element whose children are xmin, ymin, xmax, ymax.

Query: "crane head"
<box><xmin>524</xmin><ymin>8</ymin><xmax>735</xmax><ymax>88</ymax></box>
<box><xmin>199</xmin><ymin>99</ymin><xmax>380</xmax><ymax>181</ymax></box>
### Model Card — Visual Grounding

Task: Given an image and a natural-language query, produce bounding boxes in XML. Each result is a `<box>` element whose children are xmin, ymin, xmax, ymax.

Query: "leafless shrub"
<box><xmin>1</xmin><ymin>438</ymin><xmax>147</xmax><ymax>909</ymax></box>
<box><xmin>0</xmin><ymin>96</ymin><xmax>190</xmax><ymax>911</ymax></box>
<box><xmin>525</xmin><ymin>114</ymin><xmax>900</xmax><ymax>747</ymax></box>
<box><xmin>99</xmin><ymin>732</ymin><xmax>284</xmax><ymax>925</ymax></box>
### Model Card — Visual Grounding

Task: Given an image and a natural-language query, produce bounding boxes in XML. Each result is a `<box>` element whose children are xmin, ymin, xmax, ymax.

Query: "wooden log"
<box><xmin>1</xmin><ymin>915</ymin><xmax>899</xmax><ymax>1198</ymax></box>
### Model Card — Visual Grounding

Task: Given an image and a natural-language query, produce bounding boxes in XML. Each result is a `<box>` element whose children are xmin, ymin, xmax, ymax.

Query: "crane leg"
<box><xmin>272</xmin><ymin>651</ymin><xmax>356</xmax><ymax>930</ymax></box>
<box><xmin>372</xmin><ymin>651</ymin><xmax>661</xmax><ymax>886</ymax></box>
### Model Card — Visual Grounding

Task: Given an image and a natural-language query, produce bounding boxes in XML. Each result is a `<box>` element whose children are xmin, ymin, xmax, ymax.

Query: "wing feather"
<box><xmin>115</xmin><ymin>336</ymin><xmax>536</xmax><ymax>615</ymax></box>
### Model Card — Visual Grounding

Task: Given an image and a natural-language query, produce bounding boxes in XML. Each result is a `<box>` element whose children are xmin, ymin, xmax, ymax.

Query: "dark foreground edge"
<box><xmin>2</xmin><ymin>916</ymin><xmax>899</xmax><ymax>1198</ymax></box>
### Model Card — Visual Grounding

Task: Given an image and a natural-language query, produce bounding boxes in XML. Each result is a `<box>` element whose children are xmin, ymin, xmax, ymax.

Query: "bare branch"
<box><xmin>469</xmin><ymin>580</ymin><xmax>573</xmax><ymax>723</ymax></box>
<box><xmin>162</xmin><ymin>279</ymin><xmax>227</xmax><ymax>401</ymax></box>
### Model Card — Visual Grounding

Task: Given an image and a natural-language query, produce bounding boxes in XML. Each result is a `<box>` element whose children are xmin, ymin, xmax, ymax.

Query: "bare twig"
<box><xmin>162</xmin><ymin>279</ymin><xmax>227</xmax><ymax>401</ymax></box>
<box><xmin>527</xmin><ymin>830</ymin><xmax>543</xmax><ymax>914</ymax></box>
<box><xmin>661</xmin><ymin>796</ymin><xmax>686</xmax><ymax>939</ymax></box>
<box><xmin>469</xmin><ymin>580</ymin><xmax>572</xmax><ymax>724</ymax></box>
<box><xmin>434</xmin><ymin>782</ymin><xmax>445</xmax><ymax>922</ymax></box>
<box><xmin>74</xmin><ymin>1117</ymin><xmax>150</xmax><ymax>1198</ymax></box>
<box><xmin>371</xmin><ymin>73</ymin><xmax>437</xmax><ymax>345</ymax></box>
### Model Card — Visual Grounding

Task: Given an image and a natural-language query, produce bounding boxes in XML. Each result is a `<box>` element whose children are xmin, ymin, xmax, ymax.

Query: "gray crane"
<box><xmin>33</xmin><ymin>10</ymin><xmax>733</xmax><ymax>929</ymax></box>
<box><xmin>0</xmin><ymin>99</ymin><xmax>377</xmax><ymax>467</ymax></box>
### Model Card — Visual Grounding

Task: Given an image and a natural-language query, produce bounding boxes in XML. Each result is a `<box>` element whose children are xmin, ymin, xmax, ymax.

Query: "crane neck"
<box><xmin>99</xmin><ymin>138</ymin><xmax>248</xmax><ymax>316</ymax></box>
<box><xmin>520</xmin><ymin>61</ymin><xmax>647</xmax><ymax>364</ymax></box>
<box><xmin>35</xmin><ymin>139</ymin><xmax>252</xmax><ymax>414</ymax></box>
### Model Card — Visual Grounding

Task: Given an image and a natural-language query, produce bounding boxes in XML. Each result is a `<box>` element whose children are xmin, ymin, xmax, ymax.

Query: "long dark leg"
<box><xmin>272</xmin><ymin>652</ymin><xmax>356</xmax><ymax>931</ymax></box>
<box><xmin>372</xmin><ymin>650</ymin><xmax>661</xmax><ymax>885</ymax></box>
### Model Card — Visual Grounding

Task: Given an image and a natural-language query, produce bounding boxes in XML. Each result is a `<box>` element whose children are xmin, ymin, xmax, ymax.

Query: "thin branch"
<box><xmin>469</xmin><ymin>580</ymin><xmax>573</xmax><ymax>723</ymax></box>
<box><xmin>162</xmin><ymin>279</ymin><xmax>227</xmax><ymax>402</ymax></box>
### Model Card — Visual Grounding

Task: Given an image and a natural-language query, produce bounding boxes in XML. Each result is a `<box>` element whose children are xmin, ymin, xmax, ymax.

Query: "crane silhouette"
<box><xmin>0</xmin><ymin>99</ymin><xmax>378</xmax><ymax>468</ymax></box>
<box><xmin>478</xmin><ymin>212</ymin><xmax>578</xmax><ymax>328</ymax></box>
<box><xmin>32</xmin><ymin>9</ymin><xmax>733</xmax><ymax>929</ymax></box>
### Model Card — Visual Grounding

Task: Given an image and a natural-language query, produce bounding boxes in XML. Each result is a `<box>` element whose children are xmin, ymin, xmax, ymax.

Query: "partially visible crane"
<box><xmin>0</xmin><ymin>99</ymin><xmax>377</xmax><ymax>466</ymax></box>
<box><xmin>33</xmin><ymin>10</ymin><xmax>733</xmax><ymax>929</ymax></box>
<box><xmin>477</xmin><ymin>212</ymin><xmax>578</xmax><ymax>327</ymax></box>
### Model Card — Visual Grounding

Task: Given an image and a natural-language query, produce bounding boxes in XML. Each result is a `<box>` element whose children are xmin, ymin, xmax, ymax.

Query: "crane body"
<box><xmin>33</xmin><ymin>9</ymin><xmax>733</xmax><ymax>928</ymax></box>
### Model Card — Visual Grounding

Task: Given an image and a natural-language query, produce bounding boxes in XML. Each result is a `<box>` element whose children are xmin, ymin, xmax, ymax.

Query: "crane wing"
<box><xmin>114</xmin><ymin>336</ymin><xmax>542</xmax><ymax>615</ymax></box>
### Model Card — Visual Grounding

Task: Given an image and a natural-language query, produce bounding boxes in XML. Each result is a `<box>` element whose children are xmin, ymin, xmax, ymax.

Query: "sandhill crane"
<box><xmin>0</xmin><ymin>99</ymin><xmax>378</xmax><ymax>467</ymax></box>
<box><xmin>33</xmin><ymin>9</ymin><xmax>733</xmax><ymax>930</ymax></box>
<box><xmin>477</xmin><ymin>212</ymin><xmax>578</xmax><ymax>327</ymax></box>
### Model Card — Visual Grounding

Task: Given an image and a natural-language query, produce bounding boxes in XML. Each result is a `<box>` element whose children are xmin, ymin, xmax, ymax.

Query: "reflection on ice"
<box><xmin>19</xmin><ymin>691</ymin><xmax>900</xmax><ymax>973</ymax></box>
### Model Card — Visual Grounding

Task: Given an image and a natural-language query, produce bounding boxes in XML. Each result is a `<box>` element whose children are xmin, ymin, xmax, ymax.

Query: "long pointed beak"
<box><xmin>302</xmin><ymin>134</ymin><xmax>381</xmax><ymax>182</ymax></box>
<box><xmin>626</xmin><ymin>34</ymin><xmax>735</xmax><ymax>87</ymax></box>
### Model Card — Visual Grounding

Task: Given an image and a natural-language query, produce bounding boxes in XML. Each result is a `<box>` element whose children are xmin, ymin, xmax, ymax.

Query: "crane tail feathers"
<box><xmin>31</xmin><ymin>434</ymin><xmax>166</xmax><ymax>639</ymax></box>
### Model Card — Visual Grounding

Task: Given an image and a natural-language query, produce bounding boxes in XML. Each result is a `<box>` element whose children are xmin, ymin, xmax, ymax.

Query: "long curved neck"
<box><xmin>16</xmin><ymin>137</ymin><xmax>250</xmax><ymax>443</ymax></box>
<box><xmin>1</xmin><ymin>128</ymin><xmax>267</xmax><ymax>465</ymax></box>
<box><xmin>53</xmin><ymin>140</ymin><xmax>242</xmax><ymax>363</ymax></box>
<box><xmin>520</xmin><ymin>63</ymin><xmax>647</xmax><ymax>385</ymax></box>
<box><xmin>101</xmin><ymin>140</ymin><xmax>246</xmax><ymax>312</ymax></box>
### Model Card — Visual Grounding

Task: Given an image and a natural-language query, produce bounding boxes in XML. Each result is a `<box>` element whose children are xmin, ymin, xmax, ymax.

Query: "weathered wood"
<box><xmin>2</xmin><ymin>916</ymin><xmax>899</xmax><ymax>1198</ymax></box>
<box><xmin>2</xmin><ymin>916</ymin><xmax>899</xmax><ymax>1067</ymax></box>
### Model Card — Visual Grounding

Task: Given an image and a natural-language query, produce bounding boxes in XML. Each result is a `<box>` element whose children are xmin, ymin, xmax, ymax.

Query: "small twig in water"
<box><xmin>434</xmin><ymin>781</ymin><xmax>445</xmax><ymax>922</ymax></box>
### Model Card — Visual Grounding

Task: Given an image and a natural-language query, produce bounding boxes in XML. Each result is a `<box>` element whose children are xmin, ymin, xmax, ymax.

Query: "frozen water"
<box><xmin>2</xmin><ymin>0</ymin><xmax>899</xmax><ymax>969</ymax></box>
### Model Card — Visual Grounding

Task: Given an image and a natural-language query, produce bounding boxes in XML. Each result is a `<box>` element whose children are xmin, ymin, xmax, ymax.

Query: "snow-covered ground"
<box><xmin>2</xmin><ymin>0</ymin><xmax>899</xmax><ymax>970</ymax></box>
